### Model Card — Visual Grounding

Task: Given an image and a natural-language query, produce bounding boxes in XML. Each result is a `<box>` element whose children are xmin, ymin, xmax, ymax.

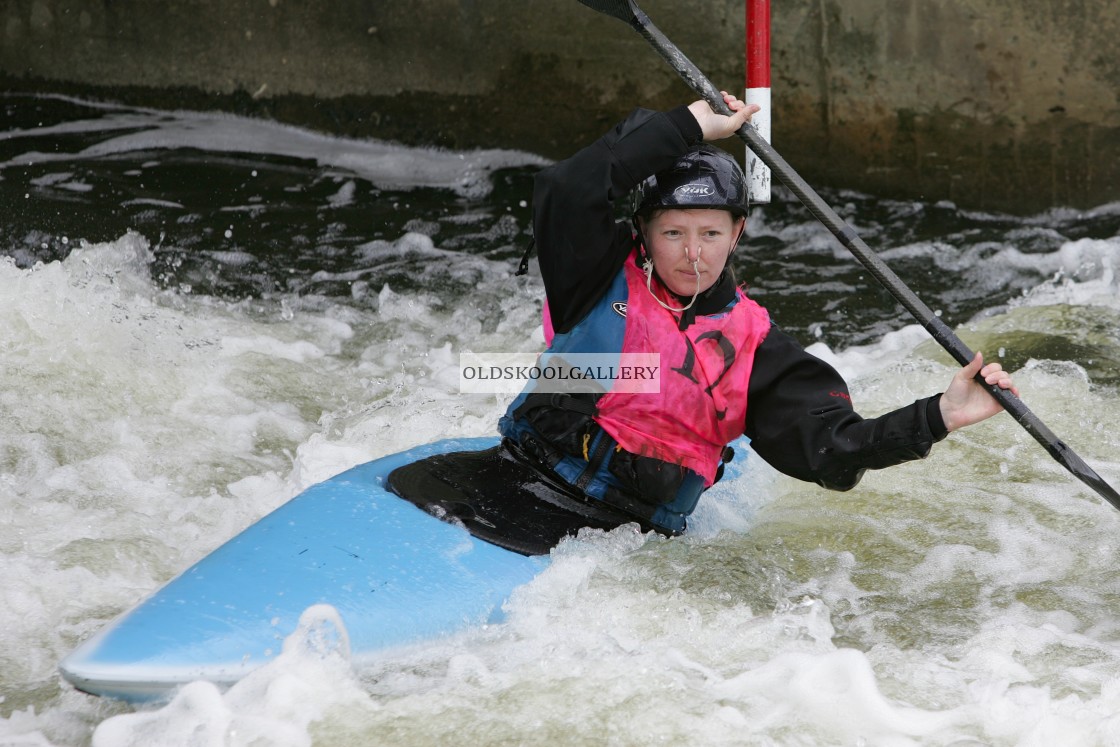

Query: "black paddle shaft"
<box><xmin>576</xmin><ymin>0</ymin><xmax>1120</xmax><ymax>510</ymax></box>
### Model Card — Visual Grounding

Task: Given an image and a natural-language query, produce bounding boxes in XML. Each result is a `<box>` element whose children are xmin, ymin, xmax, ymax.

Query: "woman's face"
<box><xmin>640</xmin><ymin>208</ymin><xmax>744</xmax><ymax>297</ymax></box>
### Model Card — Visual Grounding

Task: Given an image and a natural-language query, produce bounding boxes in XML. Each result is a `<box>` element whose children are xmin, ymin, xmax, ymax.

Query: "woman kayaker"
<box><xmin>388</xmin><ymin>92</ymin><xmax>1017</xmax><ymax>555</ymax></box>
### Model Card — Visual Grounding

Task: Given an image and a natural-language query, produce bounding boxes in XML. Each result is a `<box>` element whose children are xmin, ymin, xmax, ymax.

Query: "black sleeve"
<box><xmin>744</xmin><ymin>325</ymin><xmax>949</xmax><ymax>490</ymax></box>
<box><xmin>532</xmin><ymin>106</ymin><xmax>703</xmax><ymax>334</ymax></box>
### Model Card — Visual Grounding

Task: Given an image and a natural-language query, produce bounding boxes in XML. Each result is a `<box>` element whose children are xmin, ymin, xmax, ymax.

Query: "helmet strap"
<box><xmin>632</xmin><ymin>217</ymin><xmax>652</xmax><ymax>266</ymax></box>
<box><xmin>729</xmin><ymin>216</ymin><xmax>747</xmax><ymax>257</ymax></box>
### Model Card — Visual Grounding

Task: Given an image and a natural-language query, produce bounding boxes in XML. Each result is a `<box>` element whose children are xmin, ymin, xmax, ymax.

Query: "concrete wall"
<box><xmin>3</xmin><ymin>0</ymin><xmax>1118</xmax><ymax>213</ymax></box>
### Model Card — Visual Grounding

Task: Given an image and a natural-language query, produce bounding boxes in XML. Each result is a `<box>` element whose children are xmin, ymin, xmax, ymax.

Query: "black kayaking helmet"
<box><xmin>633</xmin><ymin>144</ymin><xmax>750</xmax><ymax>219</ymax></box>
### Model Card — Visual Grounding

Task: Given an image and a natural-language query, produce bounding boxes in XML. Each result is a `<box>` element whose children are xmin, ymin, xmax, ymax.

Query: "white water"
<box><xmin>1</xmin><ymin>96</ymin><xmax>547</xmax><ymax>199</ymax></box>
<box><xmin>4</xmin><ymin>108</ymin><xmax>1120</xmax><ymax>747</ymax></box>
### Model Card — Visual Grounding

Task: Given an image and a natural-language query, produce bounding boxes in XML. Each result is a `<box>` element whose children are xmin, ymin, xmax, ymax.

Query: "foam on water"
<box><xmin>0</xmin><ymin>228</ymin><xmax>539</xmax><ymax>744</ymax></box>
<box><xmin>2</xmin><ymin>95</ymin><xmax>548</xmax><ymax>200</ymax></box>
<box><xmin>3</xmin><ymin>231</ymin><xmax>1117</xmax><ymax>746</ymax></box>
<box><xmin>5</xmin><ymin>104</ymin><xmax>1120</xmax><ymax>745</ymax></box>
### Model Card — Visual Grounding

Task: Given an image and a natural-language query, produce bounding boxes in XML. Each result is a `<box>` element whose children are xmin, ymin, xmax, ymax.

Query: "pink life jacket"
<box><xmin>594</xmin><ymin>255</ymin><xmax>771</xmax><ymax>485</ymax></box>
<box><xmin>542</xmin><ymin>299</ymin><xmax>555</xmax><ymax>347</ymax></box>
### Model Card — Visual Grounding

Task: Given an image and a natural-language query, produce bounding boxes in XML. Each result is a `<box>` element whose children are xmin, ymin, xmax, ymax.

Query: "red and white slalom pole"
<box><xmin>745</xmin><ymin>0</ymin><xmax>771</xmax><ymax>204</ymax></box>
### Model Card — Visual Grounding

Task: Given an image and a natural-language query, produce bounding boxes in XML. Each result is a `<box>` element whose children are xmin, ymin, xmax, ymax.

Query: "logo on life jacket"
<box><xmin>612</xmin><ymin>301</ymin><xmax>627</xmax><ymax>318</ymax></box>
<box><xmin>674</xmin><ymin>183</ymin><xmax>715</xmax><ymax>198</ymax></box>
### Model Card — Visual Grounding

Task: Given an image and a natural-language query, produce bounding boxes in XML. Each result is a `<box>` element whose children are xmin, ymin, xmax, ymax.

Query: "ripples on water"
<box><xmin>8</xmin><ymin>95</ymin><xmax>1120</xmax><ymax>348</ymax></box>
<box><xmin>3</xmin><ymin>93</ymin><xmax>1120</xmax><ymax>746</ymax></box>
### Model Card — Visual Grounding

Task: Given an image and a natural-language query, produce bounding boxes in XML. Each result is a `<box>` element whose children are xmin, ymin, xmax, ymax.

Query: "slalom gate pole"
<box><xmin>745</xmin><ymin>0</ymin><xmax>771</xmax><ymax>204</ymax></box>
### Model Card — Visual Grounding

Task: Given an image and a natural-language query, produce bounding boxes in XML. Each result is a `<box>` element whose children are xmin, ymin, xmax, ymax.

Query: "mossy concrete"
<box><xmin>3</xmin><ymin>0</ymin><xmax>1118</xmax><ymax>213</ymax></box>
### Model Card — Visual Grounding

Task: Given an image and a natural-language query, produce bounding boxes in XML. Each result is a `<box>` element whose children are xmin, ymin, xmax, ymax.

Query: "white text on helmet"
<box><xmin>674</xmin><ymin>184</ymin><xmax>716</xmax><ymax>197</ymax></box>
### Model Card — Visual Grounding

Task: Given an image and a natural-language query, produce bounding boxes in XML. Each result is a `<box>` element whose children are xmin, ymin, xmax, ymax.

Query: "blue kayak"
<box><xmin>59</xmin><ymin>437</ymin><xmax>548</xmax><ymax>702</ymax></box>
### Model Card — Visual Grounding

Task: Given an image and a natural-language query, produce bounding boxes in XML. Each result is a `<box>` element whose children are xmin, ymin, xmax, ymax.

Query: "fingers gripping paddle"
<box><xmin>576</xmin><ymin>0</ymin><xmax>1120</xmax><ymax>511</ymax></box>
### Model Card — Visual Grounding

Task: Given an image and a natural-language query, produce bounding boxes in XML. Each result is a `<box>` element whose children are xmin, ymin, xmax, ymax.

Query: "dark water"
<box><xmin>1</xmin><ymin>95</ymin><xmax>534</xmax><ymax>303</ymax></box>
<box><xmin>7</xmin><ymin>93</ymin><xmax>1120</xmax><ymax>350</ymax></box>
